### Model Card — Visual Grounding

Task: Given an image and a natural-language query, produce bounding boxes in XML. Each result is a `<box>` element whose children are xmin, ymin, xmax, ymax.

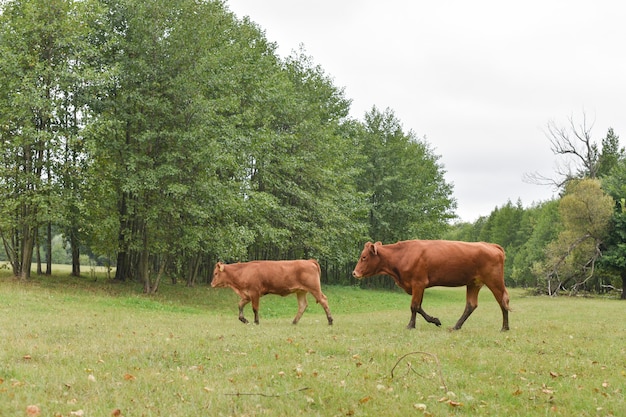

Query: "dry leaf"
<box><xmin>123</xmin><ymin>373</ymin><xmax>135</xmax><ymax>381</ymax></box>
<box><xmin>23</xmin><ymin>355</ymin><xmax>32</xmax><ymax>360</ymax></box>
<box><xmin>549</xmin><ymin>371</ymin><xmax>559</xmax><ymax>378</ymax></box>
<box><xmin>70</xmin><ymin>410</ymin><xmax>84</xmax><ymax>417</ymax></box>
<box><xmin>359</xmin><ymin>396</ymin><xmax>371</xmax><ymax>404</ymax></box>
<box><xmin>26</xmin><ymin>405</ymin><xmax>41</xmax><ymax>416</ymax></box>
<box><xmin>111</xmin><ymin>409</ymin><xmax>122</xmax><ymax>417</ymax></box>
<box><xmin>448</xmin><ymin>400</ymin><xmax>463</xmax><ymax>407</ymax></box>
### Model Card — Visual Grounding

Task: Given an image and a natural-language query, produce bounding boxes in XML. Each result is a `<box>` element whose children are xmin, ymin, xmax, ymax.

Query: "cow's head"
<box><xmin>211</xmin><ymin>262</ymin><xmax>227</xmax><ymax>287</ymax></box>
<box><xmin>352</xmin><ymin>241</ymin><xmax>383</xmax><ymax>278</ymax></box>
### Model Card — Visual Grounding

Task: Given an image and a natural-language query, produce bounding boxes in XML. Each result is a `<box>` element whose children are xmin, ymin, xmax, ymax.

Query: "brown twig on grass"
<box><xmin>224</xmin><ymin>387</ymin><xmax>309</xmax><ymax>397</ymax></box>
<box><xmin>390</xmin><ymin>351</ymin><xmax>447</xmax><ymax>391</ymax></box>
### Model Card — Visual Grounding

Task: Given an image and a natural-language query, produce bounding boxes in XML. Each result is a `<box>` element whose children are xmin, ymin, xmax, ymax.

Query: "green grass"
<box><xmin>0</xmin><ymin>270</ymin><xmax>624</xmax><ymax>416</ymax></box>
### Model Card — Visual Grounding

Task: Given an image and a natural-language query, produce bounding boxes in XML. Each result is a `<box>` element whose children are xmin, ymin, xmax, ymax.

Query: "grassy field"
<box><xmin>0</xmin><ymin>270</ymin><xmax>624</xmax><ymax>417</ymax></box>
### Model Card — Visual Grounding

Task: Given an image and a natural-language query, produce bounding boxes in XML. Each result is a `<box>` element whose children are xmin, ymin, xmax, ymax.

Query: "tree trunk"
<box><xmin>36</xmin><ymin>228</ymin><xmax>42</xmax><ymax>275</ymax></box>
<box><xmin>114</xmin><ymin>193</ymin><xmax>130</xmax><ymax>281</ymax></box>
<box><xmin>45</xmin><ymin>221</ymin><xmax>52</xmax><ymax>275</ymax></box>
<box><xmin>70</xmin><ymin>228</ymin><xmax>80</xmax><ymax>277</ymax></box>
<box><xmin>621</xmin><ymin>270</ymin><xmax>626</xmax><ymax>300</ymax></box>
<box><xmin>146</xmin><ymin>256</ymin><xmax>166</xmax><ymax>295</ymax></box>
<box><xmin>20</xmin><ymin>225</ymin><xmax>35</xmax><ymax>280</ymax></box>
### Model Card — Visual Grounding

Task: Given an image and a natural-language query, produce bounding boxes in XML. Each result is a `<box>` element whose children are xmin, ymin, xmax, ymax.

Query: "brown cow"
<box><xmin>211</xmin><ymin>259</ymin><xmax>333</xmax><ymax>325</ymax></box>
<box><xmin>352</xmin><ymin>240</ymin><xmax>510</xmax><ymax>331</ymax></box>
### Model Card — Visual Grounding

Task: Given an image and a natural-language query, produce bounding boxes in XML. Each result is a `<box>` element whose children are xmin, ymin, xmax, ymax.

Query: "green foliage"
<box><xmin>0</xmin><ymin>0</ymin><xmax>455</xmax><ymax>288</ymax></box>
<box><xmin>357</xmin><ymin>107</ymin><xmax>455</xmax><ymax>243</ymax></box>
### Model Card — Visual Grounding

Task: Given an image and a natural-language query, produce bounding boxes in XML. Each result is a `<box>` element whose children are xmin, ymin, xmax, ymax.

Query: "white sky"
<box><xmin>226</xmin><ymin>0</ymin><xmax>626</xmax><ymax>222</ymax></box>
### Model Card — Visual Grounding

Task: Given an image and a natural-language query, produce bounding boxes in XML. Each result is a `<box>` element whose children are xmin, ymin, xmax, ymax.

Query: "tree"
<box><xmin>526</xmin><ymin>114</ymin><xmax>623</xmax><ymax>188</ymax></box>
<box><xmin>357</xmin><ymin>107</ymin><xmax>455</xmax><ymax>244</ymax></box>
<box><xmin>600</xmin><ymin>155</ymin><xmax>626</xmax><ymax>299</ymax></box>
<box><xmin>245</xmin><ymin>49</ymin><xmax>368</xmax><ymax>265</ymax></box>
<box><xmin>542</xmin><ymin>179</ymin><xmax>613</xmax><ymax>295</ymax></box>
<box><xmin>0</xmin><ymin>0</ymin><xmax>90</xmax><ymax>279</ymax></box>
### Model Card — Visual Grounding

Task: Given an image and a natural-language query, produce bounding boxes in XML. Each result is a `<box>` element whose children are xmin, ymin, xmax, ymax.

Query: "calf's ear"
<box><xmin>219</xmin><ymin>262</ymin><xmax>225</xmax><ymax>272</ymax></box>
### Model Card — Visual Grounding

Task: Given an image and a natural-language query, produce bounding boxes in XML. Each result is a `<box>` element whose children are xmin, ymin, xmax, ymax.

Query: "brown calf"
<box><xmin>211</xmin><ymin>259</ymin><xmax>333</xmax><ymax>325</ymax></box>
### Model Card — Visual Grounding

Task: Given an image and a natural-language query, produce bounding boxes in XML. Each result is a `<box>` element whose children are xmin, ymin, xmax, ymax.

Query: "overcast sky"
<box><xmin>226</xmin><ymin>0</ymin><xmax>626</xmax><ymax>222</ymax></box>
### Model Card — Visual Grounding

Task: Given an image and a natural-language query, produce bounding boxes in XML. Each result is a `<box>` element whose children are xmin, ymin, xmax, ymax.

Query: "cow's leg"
<box><xmin>453</xmin><ymin>282</ymin><xmax>482</xmax><ymax>330</ymax></box>
<box><xmin>238</xmin><ymin>298</ymin><xmax>250</xmax><ymax>324</ymax></box>
<box><xmin>309</xmin><ymin>289</ymin><xmax>333</xmax><ymax>325</ymax></box>
<box><xmin>251</xmin><ymin>295</ymin><xmax>260</xmax><ymax>325</ymax></box>
<box><xmin>292</xmin><ymin>291</ymin><xmax>308</xmax><ymax>325</ymax></box>
<box><xmin>485</xmin><ymin>283</ymin><xmax>511</xmax><ymax>331</ymax></box>
<box><xmin>408</xmin><ymin>287</ymin><xmax>441</xmax><ymax>329</ymax></box>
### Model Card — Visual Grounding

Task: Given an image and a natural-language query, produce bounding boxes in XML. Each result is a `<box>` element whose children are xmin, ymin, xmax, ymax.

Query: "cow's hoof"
<box><xmin>433</xmin><ymin>318</ymin><xmax>442</xmax><ymax>327</ymax></box>
<box><xmin>239</xmin><ymin>318</ymin><xmax>249</xmax><ymax>324</ymax></box>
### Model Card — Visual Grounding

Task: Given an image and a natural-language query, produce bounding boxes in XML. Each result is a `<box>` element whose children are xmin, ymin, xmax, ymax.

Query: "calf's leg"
<box><xmin>292</xmin><ymin>291</ymin><xmax>308</xmax><ymax>324</ymax></box>
<box><xmin>238</xmin><ymin>298</ymin><xmax>250</xmax><ymax>324</ymax></box>
<box><xmin>251</xmin><ymin>295</ymin><xmax>260</xmax><ymax>325</ymax></box>
<box><xmin>309</xmin><ymin>289</ymin><xmax>333</xmax><ymax>325</ymax></box>
<box><xmin>408</xmin><ymin>286</ymin><xmax>441</xmax><ymax>329</ymax></box>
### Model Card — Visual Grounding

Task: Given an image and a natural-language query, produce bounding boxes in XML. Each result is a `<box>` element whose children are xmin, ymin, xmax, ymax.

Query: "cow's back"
<box><xmin>390</xmin><ymin>240</ymin><xmax>504</xmax><ymax>287</ymax></box>
<box><xmin>233</xmin><ymin>259</ymin><xmax>321</xmax><ymax>295</ymax></box>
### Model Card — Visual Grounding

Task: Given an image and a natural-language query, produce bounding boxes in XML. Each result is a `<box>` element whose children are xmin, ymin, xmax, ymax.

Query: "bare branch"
<box><xmin>390</xmin><ymin>351</ymin><xmax>447</xmax><ymax>391</ymax></box>
<box><xmin>531</xmin><ymin>112</ymin><xmax>600</xmax><ymax>189</ymax></box>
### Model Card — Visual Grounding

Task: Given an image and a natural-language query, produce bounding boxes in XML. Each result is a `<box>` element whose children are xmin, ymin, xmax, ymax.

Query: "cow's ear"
<box><xmin>372</xmin><ymin>241</ymin><xmax>382</xmax><ymax>255</ymax></box>
<box><xmin>218</xmin><ymin>262</ymin><xmax>225</xmax><ymax>272</ymax></box>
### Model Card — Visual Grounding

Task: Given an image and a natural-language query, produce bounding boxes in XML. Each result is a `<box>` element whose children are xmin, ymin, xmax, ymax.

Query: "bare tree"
<box><xmin>524</xmin><ymin>113</ymin><xmax>599</xmax><ymax>189</ymax></box>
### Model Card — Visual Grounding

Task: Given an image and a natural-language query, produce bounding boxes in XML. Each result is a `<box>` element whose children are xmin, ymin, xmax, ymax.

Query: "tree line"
<box><xmin>1</xmin><ymin>0</ymin><xmax>624</xmax><ymax>298</ymax></box>
<box><xmin>0</xmin><ymin>0</ymin><xmax>454</xmax><ymax>291</ymax></box>
<box><xmin>446</xmin><ymin>125</ymin><xmax>626</xmax><ymax>298</ymax></box>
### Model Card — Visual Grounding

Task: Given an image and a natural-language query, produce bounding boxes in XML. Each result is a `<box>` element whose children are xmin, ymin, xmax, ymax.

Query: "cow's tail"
<box><xmin>311</xmin><ymin>259</ymin><xmax>321</xmax><ymax>277</ymax></box>
<box><xmin>311</xmin><ymin>259</ymin><xmax>322</xmax><ymax>304</ymax></box>
<box><xmin>493</xmin><ymin>244</ymin><xmax>512</xmax><ymax>312</ymax></box>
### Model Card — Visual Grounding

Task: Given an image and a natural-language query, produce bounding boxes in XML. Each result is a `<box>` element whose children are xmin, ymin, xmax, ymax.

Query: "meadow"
<box><xmin>0</xmin><ymin>268</ymin><xmax>624</xmax><ymax>416</ymax></box>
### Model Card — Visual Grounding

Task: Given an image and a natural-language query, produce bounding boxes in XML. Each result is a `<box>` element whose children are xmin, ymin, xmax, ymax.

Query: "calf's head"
<box><xmin>211</xmin><ymin>262</ymin><xmax>227</xmax><ymax>288</ymax></box>
<box><xmin>352</xmin><ymin>241</ymin><xmax>382</xmax><ymax>278</ymax></box>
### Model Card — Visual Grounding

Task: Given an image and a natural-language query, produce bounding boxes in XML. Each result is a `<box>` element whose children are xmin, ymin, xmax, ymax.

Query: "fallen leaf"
<box><xmin>448</xmin><ymin>400</ymin><xmax>463</xmax><ymax>407</ymax></box>
<box><xmin>550</xmin><ymin>371</ymin><xmax>559</xmax><ymax>378</ymax></box>
<box><xmin>413</xmin><ymin>403</ymin><xmax>427</xmax><ymax>411</ymax></box>
<box><xmin>111</xmin><ymin>409</ymin><xmax>121</xmax><ymax>417</ymax></box>
<box><xmin>512</xmin><ymin>389</ymin><xmax>523</xmax><ymax>396</ymax></box>
<box><xmin>123</xmin><ymin>373</ymin><xmax>135</xmax><ymax>381</ymax></box>
<box><xmin>70</xmin><ymin>410</ymin><xmax>84</xmax><ymax>417</ymax></box>
<box><xmin>359</xmin><ymin>396</ymin><xmax>371</xmax><ymax>404</ymax></box>
<box><xmin>26</xmin><ymin>405</ymin><xmax>40</xmax><ymax>416</ymax></box>
<box><xmin>23</xmin><ymin>355</ymin><xmax>32</xmax><ymax>360</ymax></box>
